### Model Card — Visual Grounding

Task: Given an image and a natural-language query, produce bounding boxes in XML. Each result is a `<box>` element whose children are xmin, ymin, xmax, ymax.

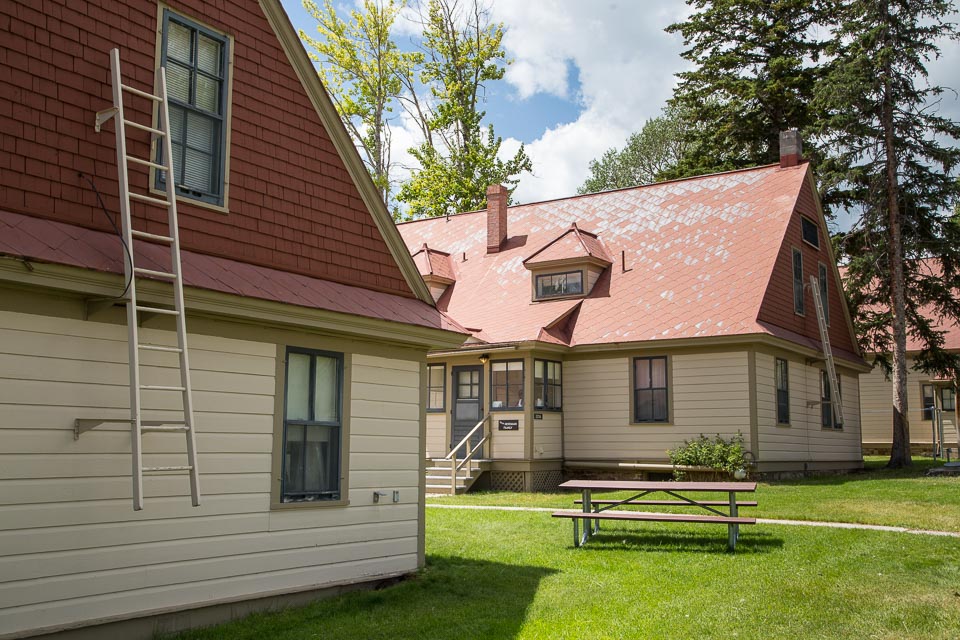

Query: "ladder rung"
<box><xmin>129</xmin><ymin>192</ymin><xmax>171</xmax><ymax>207</ymax></box>
<box><xmin>140</xmin><ymin>384</ymin><xmax>186</xmax><ymax>392</ymax></box>
<box><xmin>141</xmin><ymin>425</ymin><xmax>190</xmax><ymax>433</ymax></box>
<box><xmin>121</xmin><ymin>83</ymin><xmax>162</xmax><ymax>102</ymax></box>
<box><xmin>139</xmin><ymin>343</ymin><xmax>183</xmax><ymax>353</ymax></box>
<box><xmin>134</xmin><ymin>267</ymin><xmax>177</xmax><ymax>280</ymax></box>
<box><xmin>135</xmin><ymin>305</ymin><xmax>180</xmax><ymax>316</ymax></box>
<box><xmin>127</xmin><ymin>155</ymin><xmax>167</xmax><ymax>171</ymax></box>
<box><xmin>124</xmin><ymin>119</ymin><xmax>165</xmax><ymax>137</ymax></box>
<box><xmin>131</xmin><ymin>229</ymin><xmax>174</xmax><ymax>244</ymax></box>
<box><xmin>143</xmin><ymin>465</ymin><xmax>193</xmax><ymax>473</ymax></box>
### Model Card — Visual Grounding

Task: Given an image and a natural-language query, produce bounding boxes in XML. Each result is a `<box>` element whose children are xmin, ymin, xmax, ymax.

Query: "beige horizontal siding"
<box><xmin>859</xmin><ymin>357</ymin><xmax>958</xmax><ymax>446</ymax></box>
<box><xmin>534</xmin><ymin>412</ymin><xmax>562</xmax><ymax>459</ymax></box>
<box><xmin>755</xmin><ymin>353</ymin><xmax>862</xmax><ymax>462</ymax></box>
<box><xmin>490</xmin><ymin>412</ymin><xmax>524</xmax><ymax>459</ymax></box>
<box><xmin>0</xmin><ymin>310</ymin><xmax>424</xmax><ymax>637</ymax></box>
<box><xmin>563</xmin><ymin>352</ymin><xmax>751</xmax><ymax>461</ymax></box>
<box><xmin>426</xmin><ymin>414</ymin><xmax>447</xmax><ymax>458</ymax></box>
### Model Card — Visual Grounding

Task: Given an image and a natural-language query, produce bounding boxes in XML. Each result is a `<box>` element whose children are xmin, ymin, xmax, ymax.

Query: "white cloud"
<box><xmin>489</xmin><ymin>0</ymin><xmax>691</xmax><ymax>202</ymax></box>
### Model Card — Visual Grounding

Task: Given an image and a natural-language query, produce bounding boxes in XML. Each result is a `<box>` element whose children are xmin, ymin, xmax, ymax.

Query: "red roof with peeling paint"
<box><xmin>0</xmin><ymin>210</ymin><xmax>465</xmax><ymax>334</ymax></box>
<box><xmin>398</xmin><ymin>163</ymin><xmax>862</xmax><ymax>362</ymax></box>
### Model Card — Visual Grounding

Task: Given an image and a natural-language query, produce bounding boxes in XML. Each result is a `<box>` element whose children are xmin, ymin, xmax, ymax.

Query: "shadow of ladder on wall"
<box><xmin>74</xmin><ymin>48</ymin><xmax>201</xmax><ymax>511</ymax></box>
<box><xmin>810</xmin><ymin>275</ymin><xmax>844</xmax><ymax>427</ymax></box>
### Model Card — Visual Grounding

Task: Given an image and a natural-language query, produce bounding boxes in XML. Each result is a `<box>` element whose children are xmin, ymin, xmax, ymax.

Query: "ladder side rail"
<box><xmin>109</xmin><ymin>49</ymin><xmax>146</xmax><ymax>511</ymax></box>
<box><xmin>157</xmin><ymin>66</ymin><xmax>201</xmax><ymax>506</ymax></box>
<box><xmin>810</xmin><ymin>275</ymin><xmax>844</xmax><ymax>427</ymax></box>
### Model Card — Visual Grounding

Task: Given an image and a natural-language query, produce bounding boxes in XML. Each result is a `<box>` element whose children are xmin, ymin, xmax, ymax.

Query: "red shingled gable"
<box><xmin>398</xmin><ymin>163</ymin><xmax>862</xmax><ymax>362</ymax></box>
<box><xmin>0</xmin><ymin>0</ymin><xmax>414</xmax><ymax>298</ymax></box>
<box><xmin>0</xmin><ymin>210</ymin><xmax>463</xmax><ymax>333</ymax></box>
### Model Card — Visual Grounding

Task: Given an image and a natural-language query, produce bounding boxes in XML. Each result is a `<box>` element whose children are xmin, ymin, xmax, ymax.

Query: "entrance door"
<box><xmin>451</xmin><ymin>365</ymin><xmax>483</xmax><ymax>459</ymax></box>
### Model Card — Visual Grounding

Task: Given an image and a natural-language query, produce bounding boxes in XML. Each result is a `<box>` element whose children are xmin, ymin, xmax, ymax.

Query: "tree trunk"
<box><xmin>881</xmin><ymin>4</ymin><xmax>911</xmax><ymax>468</ymax></box>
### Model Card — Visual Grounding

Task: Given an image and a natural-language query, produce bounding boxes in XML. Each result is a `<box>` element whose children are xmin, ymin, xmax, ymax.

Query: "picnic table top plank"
<box><xmin>558</xmin><ymin>480</ymin><xmax>757</xmax><ymax>492</ymax></box>
<box><xmin>574</xmin><ymin>499</ymin><xmax>758</xmax><ymax>507</ymax></box>
<box><xmin>551</xmin><ymin>510</ymin><xmax>756</xmax><ymax>525</ymax></box>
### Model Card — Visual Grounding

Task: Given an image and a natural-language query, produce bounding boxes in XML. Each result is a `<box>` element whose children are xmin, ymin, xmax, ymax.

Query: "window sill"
<box><xmin>426</xmin><ymin>409</ymin><xmax>446</xmax><ymax>414</ymax></box>
<box><xmin>151</xmin><ymin>185</ymin><xmax>230</xmax><ymax>215</ymax></box>
<box><xmin>630</xmin><ymin>421</ymin><xmax>673</xmax><ymax>427</ymax></box>
<box><xmin>490</xmin><ymin>407</ymin><xmax>524</xmax><ymax>412</ymax></box>
<box><xmin>776</xmin><ymin>422</ymin><xmax>791</xmax><ymax>428</ymax></box>
<box><xmin>271</xmin><ymin>497</ymin><xmax>350</xmax><ymax>510</ymax></box>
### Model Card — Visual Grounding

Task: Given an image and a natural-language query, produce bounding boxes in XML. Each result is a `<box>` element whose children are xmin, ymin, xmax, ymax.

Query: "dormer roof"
<box><xmin>412</xmin><ymin>243</ymin><xmax>456</xmax><ymax>284</ymax></box>
<box><xmin>523</xmin><ymin>223</ymin><xmax>612</xmax><ymax>269</ymax></box>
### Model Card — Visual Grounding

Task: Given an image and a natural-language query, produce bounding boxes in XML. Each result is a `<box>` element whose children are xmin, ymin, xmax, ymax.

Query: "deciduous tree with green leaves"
<box><xmin>299</xmin><ymin>0</ymin><xmax>416</xmax><ymax>207</ymax></box>
<box><xmin>577</xmin><ymin>106</ymin><xmax>692</xmax><ymax>194</ymax></box>
<box><xmin>814</xmin><ymin>0</ymin><xmax>960</xmax><ymax>467</ymax></box>
<box><xmin>397</xmin><ymin>0</ymin><xmax>531</xmax><ymax>217</ymax></box>
<box><xmin>665</xmin><ymin>0</ymin><xmax>828</xmax><ymax>178</ymax></box>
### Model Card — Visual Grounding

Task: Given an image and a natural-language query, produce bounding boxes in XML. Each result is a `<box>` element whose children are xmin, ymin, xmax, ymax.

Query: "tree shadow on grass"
<box><xmin>167</xmin><ymin>556</ymin><xmax>555</xmax><ymax>640</ymax></box>
<box><xmin>569</xmin><ymin>527</ymin><xmax>784</xmax><ymax>555</ymax></box>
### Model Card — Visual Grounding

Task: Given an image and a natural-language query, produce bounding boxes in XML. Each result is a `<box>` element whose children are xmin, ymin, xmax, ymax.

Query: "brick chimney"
<box><xmin>486</xmin><ymin>184</ymin><xmax>508</xmax><ymax>254</ymax></box>
<box><xmin>779</xmin><ymin>129</ymin><xmax>802</xmax><ymax>168</ymax></box>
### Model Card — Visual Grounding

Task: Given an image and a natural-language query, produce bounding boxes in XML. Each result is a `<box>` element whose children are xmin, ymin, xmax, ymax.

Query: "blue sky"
<box><xmin>280</xmin><ymin>0</ymin><xmax>960</xmax><ymax>227</ymax></box>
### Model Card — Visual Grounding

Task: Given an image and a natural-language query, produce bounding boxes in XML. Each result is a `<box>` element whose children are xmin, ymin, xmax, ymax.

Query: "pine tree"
<box><xmin>577</xmin><ymin>106</ymin><xmax>692</xmax><ymax>194</ymax></box>
<box><xmin>814</xmin><ymin>0</ymin><xmax>960</xmax><ymax>467</ymax></box>
<box><xmin>397</xmin><ymin>0</ymin><xmax>531</xmax><ymax>218</ymax></box>
<box><xmin>665</xmin><ymin>0</ymin><xmax>828</xmax><ymax>178</ymax></box>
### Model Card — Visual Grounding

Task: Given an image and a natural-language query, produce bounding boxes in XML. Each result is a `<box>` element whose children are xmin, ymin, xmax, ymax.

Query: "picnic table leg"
<box><xmin>573</xmin><ymin>517</ymin><xmax>580</xmax><ymax>547</ymax></box>
<box><xmin>728</xmin><ymin>491</ymin><xmax>739</xmax><ymax>552</ymax></box>
<box><xmin>582</xmin><ymin>489</ymin><xmax>592</xmax><ymax>544</ymax></box>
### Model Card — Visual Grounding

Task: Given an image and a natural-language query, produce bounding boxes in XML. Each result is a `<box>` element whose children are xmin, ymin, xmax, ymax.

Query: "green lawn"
<box><xmin>428</xmin><ymin>456</ymin><xmax>960</xmax><ymax>532</ymax></box>
<box><xmin>170</xmin><ymin>508</ymin><xmax>960</xmax><ymax>640</ymax></box>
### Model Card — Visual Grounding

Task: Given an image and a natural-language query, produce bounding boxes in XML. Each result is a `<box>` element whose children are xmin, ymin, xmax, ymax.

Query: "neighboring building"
<box><xmin>399</xmin><ymin>133</ymin><xmax>870</xmax><ymax>493</ymax></box>
<box><xmin>0</xmin><ymin>1</ymin><xmax>465</xmax><ymax>638</ymax></box>
<box><xmin>858</xmin><ymin>295</ymin><xmax>960</xmax><ymax>455</ymax></box>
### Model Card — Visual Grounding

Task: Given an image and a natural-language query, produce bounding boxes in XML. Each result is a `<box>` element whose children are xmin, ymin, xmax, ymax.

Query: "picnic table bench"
<box><xmin>553</xmin><ymin>480</ymin><xmax>757</xmax><ymax>551</ymax></box>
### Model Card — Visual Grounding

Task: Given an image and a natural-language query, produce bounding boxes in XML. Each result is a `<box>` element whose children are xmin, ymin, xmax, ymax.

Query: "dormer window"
<box><xmin>523</xmin><ymin>223</ymin><xmax>611</xmax><ymax>302</ymax></box>
<box><xmin>536</xmin><ymin>271</ymin><xmax>583</xmax><ymax>299</ymax></box>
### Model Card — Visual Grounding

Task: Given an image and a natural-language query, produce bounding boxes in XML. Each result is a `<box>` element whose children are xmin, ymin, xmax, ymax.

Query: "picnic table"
<box><xmin>552</xmin><ymin>479</ymin><xmax>757</xmax><ymax>551</ymax></box>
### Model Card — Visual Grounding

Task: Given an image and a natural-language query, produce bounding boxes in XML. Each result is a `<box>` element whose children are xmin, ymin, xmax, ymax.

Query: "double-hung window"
<box><xmin>534</xmin><ymin>360</ymin><xmax>562</xmax><ymax>410</ymax></box>
<box><xmin>921</xmin><ymin>384</ymin><xmax>935</xmax><ymax>420</ymax></box>
<box><xmin>281</xmin><ymin>348</ymin><xmax>343</xmax><ymax>502</ymax></box>
<box><xmin>427</xmin><ymin>364</ymin><xmax>446</xmax><ymax>412</ymax></box>
<box><xmin>158</xmin><ymin>10</ymin><xmax>229</xmax><ymax>206</ymax></box>
<box><xmin>775</xmin><ymin>358</ymin><xmax>790</xmax><ymax>424</ymax></box>
<box><xmin>818</xmin><ymin>263</ymin><xmax>830</xmax><ymax>325</ymax></box>
<box><xmin>821</xmin><ymin>370</ymin><xmax>842</xmax><ymax>429</ymax></box>
<box><xmin>633</xmin><ymin>356</ymin><xmax>668</xmax><ymax>422</ymax></box>
<box><xmin>792</xmin><ymin>248</ymin><xmax>804</xmax><ymax>315</ymax></box>
<box><xmin>491</xmin><ymin>360</ymin><xmax>524</xmax><ymax>410</ymax></box>
<box><xmin>942</xmin><ymin>386</ymin><xmax>957</xmax><ymax>412</ymax></box>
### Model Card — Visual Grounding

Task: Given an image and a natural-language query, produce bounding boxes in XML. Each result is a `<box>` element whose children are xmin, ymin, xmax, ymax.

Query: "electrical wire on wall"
<box><xmin>77</xmin><ymin>171</ymin><xmax>132</xmax><ymax>300</ymax></box>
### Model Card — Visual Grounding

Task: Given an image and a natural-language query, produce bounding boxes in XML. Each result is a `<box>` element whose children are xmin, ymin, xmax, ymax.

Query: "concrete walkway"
<box><xmin>426</xmin><ymin>503</ymin><xmax>960</xmax><ymax>538</ymax></box>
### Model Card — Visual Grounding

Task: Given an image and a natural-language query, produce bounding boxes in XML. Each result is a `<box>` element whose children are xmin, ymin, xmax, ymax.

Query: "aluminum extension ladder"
<box><xmin>92</xmin><ymin>48</ymin><xmax>201</xmax><ymax>511</ymax></box>
<box><xmin>810</xmin><ymin>275</ymin><xmax>844</xmax><ymax>427</ymax></box>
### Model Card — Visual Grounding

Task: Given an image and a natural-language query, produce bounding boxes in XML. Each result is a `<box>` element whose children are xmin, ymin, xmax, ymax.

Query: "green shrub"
<box><xmin>667</xmin><ymin>433</ymin><xmax>749</xmax><ymax>480</ymax></box>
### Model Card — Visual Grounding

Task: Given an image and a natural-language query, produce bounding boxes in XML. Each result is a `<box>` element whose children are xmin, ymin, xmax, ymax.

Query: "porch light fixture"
<box><xmin>478</xmin><ymin>354</ymin><xmax>490</xmax><ymax>365</ymax></box>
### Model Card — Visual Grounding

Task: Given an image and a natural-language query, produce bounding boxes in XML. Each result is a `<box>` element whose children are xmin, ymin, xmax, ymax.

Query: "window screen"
<box><xmin>491</xmin><ymin>360</ymin><xmax>524</xmax><ymax>409</ymax></box>
<box><xmin>775</xmin><ymin>358</ymin><xmax>789</xmax><ymax>424</ymax></box>
<box><xmin>801</xmin><ymin>217</ymin><xmax>820</xmax><ymax>249</ymax></box>
<box><xmin>633</xmin><ymin>357</ymin><xmax>668</xmax><ymax>422</ymax></box>
<box><xmin>427</xmin><ymin>364</ymin><xmax>445</xmax><ymax>411</ymax></box>
<box><xmin>534</xmin><ymin>360</ymin><xmax>562</xmax><ymax>410</ymax></box>
<box><xmin>282</xmin><ymin>348</ymin><xmax>343</xmax><ymax>502</ymax></box>
<box><xmin>158</xmin><ymin>10</ymin><xmax>229</xmax><ymax>205</ymax></box>
<box><xmin>793</xmin><ymin>248</ymin><xmax>804</xmax><ymax>315</ymax></box>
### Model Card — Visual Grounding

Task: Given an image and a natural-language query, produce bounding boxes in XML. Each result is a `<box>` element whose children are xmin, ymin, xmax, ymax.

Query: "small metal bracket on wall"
<box><xmin>94</xmin><ymin>106</ymin><xmax>118</xmax><ymax>133</ymax></box>
<box><xmin>74</xmin><ymin>418</ymin><xmax>184</xmax><ymax>440</ymax></box>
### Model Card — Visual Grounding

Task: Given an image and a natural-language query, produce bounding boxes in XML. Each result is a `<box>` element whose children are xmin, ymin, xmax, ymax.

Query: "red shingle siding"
<box><xmin>1</xmin><ymin>0</ymin><xmax>413</xmax><ymax>298</ymax></box>
<box><xmin>757</xmin><ymin>173</ymin><xmax>858</xmax><ymax>354</ymax></box>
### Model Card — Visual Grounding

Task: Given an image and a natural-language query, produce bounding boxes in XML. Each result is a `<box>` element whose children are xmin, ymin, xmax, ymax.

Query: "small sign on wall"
<box><xmin>534</xmin><ymin>413</ymin><xmax>543</xmax><ymax>420</ymax></box>
<box><xmin>498</xmin><ymin>419</ymin><xmax>519</xmax><ymax>431</ymax></box>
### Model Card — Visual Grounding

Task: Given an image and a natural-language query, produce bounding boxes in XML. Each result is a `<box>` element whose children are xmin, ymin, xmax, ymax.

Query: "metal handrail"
<box><xmin>444</xmin><ymin>414</ymin><xmax>490</xmax><ymax>494</ymax></box>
